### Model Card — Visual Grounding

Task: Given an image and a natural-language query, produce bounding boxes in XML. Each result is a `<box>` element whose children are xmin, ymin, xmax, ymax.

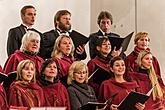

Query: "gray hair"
<box><xmin>20</xmin><ymin>31</ymin><xmax>40</xmax><ymax>52</ymax></box>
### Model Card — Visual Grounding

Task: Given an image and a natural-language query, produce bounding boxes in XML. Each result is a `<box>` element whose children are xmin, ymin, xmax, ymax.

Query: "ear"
<box><xmin>110</xmin><ymin>67</ymin><xmax>114</xmax><ymax>73</ymax></box>
<box><xmin>56</xmin><ymin>20</ymin><xmax>59</xmax><ymax>24</ymax></box>
<box><xmin>96</xmin><ymin>46</ymin><xmax>101</xmax><ymax>51</ymax></box>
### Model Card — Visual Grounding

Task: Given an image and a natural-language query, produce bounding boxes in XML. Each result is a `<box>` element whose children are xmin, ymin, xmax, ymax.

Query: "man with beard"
<box><xmin>7</xmin><ymin>5</ymin><xmax>43</xmax><ymax>57</ymax></box>
<box><xmin>42</xmin><ymin>10</ymin><xmax>86</xmax><ymax>60</ymax></box>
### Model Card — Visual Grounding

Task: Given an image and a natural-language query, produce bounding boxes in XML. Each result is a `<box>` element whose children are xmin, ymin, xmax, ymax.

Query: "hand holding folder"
<box><xmin>117</xmin><ymin>85</ymin><xmax>155</xmax><ymax>110</ymax></box>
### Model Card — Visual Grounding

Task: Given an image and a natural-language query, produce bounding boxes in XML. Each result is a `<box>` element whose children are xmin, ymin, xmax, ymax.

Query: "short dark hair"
<box><xmin>54</xmin><ymin>10</ymin><xmax>71</xmax><ymax>27</ymax></box>
<box><xmin>110</xmin><ymin>56</ymin><xmax>123</xmax><ymax>68</ymax></box>
<box><xmin>21</xmin><ymin>5</ymin><xmax>36</xmax><ymax>16</ymax></box>
<box><xmin>97</xmin><ymin>11</ymin><xmax>113</xmax><ymax>25</ymax></box>
<box><xmin>96</xmin><ymin>36</ymin><xmax>109</xmax><ymax>47</ymax></box>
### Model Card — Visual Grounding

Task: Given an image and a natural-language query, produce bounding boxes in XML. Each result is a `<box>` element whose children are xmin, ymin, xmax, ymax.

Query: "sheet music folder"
<box><xmin>70</xmin><ymin>30</ymin><xmax>89</xmax><ymax>48</ymax></box>
<box><xmin>88</xmin><ymin>67</ymin><xmax>112</xmax><ymax>85</ymax></box>
<box><xmin>108</xmin><ymin>32</ymin><xmax>134</xmax><ymax>52</ymax></box>
<box><xmin>79</xmin><ymin>93</ymin><xmax>117</xmax><ymax>110</ymax></box>
<box><xmin>3</xmin><ymin>71</ymin><xmax>17</xmax><ymax>88</ymax></box>
<box><xmin>118</xmin><ymin>86</ymin><xmax>154</xmax><ymax>110</ymax></box>
<box><xmin>0</xmin><ymin>72</ymin><xmax>7</xmax><ymax>83</ymax></box>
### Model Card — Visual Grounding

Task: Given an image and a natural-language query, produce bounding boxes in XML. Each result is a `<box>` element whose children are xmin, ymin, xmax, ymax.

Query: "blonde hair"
<box><xmin>51</xmin><ymin>34</ymin><xmax>75</xmax><ymax>58</ymax></box>
<box><xmin>67</xmin><ymin>61</ymin><xmax>89</xmax><ymax>85</ymax></box>
<box><xmin>16</xmin><ymin>59</ymin><xmax>36</xmax><ymax>82</ymax></box>
<box><xmin>137</xmin><ymin>50</ymin><xmax>164</xmax><ymax>100</ymax></box>
<box><xmin>20</xmin><ymin>31</ymin><xmax>40</xmax><ymax>52</ymax></box>
<box><xmin>134</xmin><ymin>32</ymin><xmax>150</xmax><ymax>44</ymax></box>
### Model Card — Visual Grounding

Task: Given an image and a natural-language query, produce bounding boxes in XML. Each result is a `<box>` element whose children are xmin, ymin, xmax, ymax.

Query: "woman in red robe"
<box><xmin>87</xmin><ymin>36</ymin><xmax>112</xmax><ymax>96</ymax></box>
<box><xmin>3</xmin><ymin>31</ymin><xmax>44</xmax><ymax>79</ymax></box>
<box><xmin>37</xmin><ymin>59</ymin><xmax>70</xmax><ymax>110</ymax></box>
<box><xmin>124</xmin><ymin>32</ymin><xmax>161</xmax><ymax>78</ymax></box>
<box><xmin>51</xmin><ymin>35</ymin><xmax>75</xmax><ymax>86</ymax></box>
<box><xmin>129</xmin><ymin>50</ymin><xmax>165</xmax><ymax>110</ymax></box>
<box><xmin>98</xmin><ymin>56</ymin><xmax>145</xmax><ymax>110</ymax></box>
<box><xmin>8</xmin><ymin>60</ymin><xmax>44</xmax><ymax>109</ymax></box>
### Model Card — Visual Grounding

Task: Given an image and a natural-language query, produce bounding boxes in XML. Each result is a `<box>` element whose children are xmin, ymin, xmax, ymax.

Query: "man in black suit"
<box><xmin>89</xmin><ymin>11</ymin><xmax>125</xmax><ymax>59</ymax></box>
<box><xmin>7</xmin><ymin>5</ymin><xmax>43</xmax><ymax>56</ymax></box>
<box><xmin>42</xmin><ymin>10</ymin><xmax>86</xmax><ymax>60</ymax></box>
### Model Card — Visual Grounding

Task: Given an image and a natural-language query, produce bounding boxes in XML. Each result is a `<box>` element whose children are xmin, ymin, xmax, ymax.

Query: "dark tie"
<box><xmin>104</xmin><ymin>33</ymin><xmax>108</xmax><ymax>36</ymax></box>
<box><xmin>27</xmin><ymin>28</ymin><xmax>35</xmax><ymax>31</ymax></box>
<box><xmin>60</xmin><ymin>31</ymin><xmax>67</xmax><ymax>34</ymax></box>
<box><xmin>56</xmin><ymin>28</ymin><xmax>66</xmax><ymax>34</ymax></box>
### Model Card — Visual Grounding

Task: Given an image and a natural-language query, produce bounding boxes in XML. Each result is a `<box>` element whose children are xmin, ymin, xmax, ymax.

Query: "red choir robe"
<box><xmin>3</xmin><ymin>50</ymin><xmax>44</xmax><ymax>78</ymax></box>
<box><xmin>129</xmin><ymin>71</ymin><xmax>165</xmax><ymax>110</ymax></box>
<box><xmin>87</xmin><ymin>56</ymin><xmax>111</xmax><ymax>96</ymax></box>
<box><xmin>0</xmin><ymin>65</ymin><xmax>2</xmax><ymax>73</ymax></box>
<box><xmin>51</xmin><ymin>56</ymin><xmax>75</xmax><ymax>85</ymax></box>
<box><xmin>98</xmin><ymin>78</ymin><xmax>139</xmax><ymax>109</ymax></box>
<box><xmin>124</xmin><ymin>46</ymin><xmax>161</xmax><ymax>78</ymax></box>
<box><xmin>0</xmin><ymin>85</ymin><xmax>8</xmax><ymax>110</ymax></box>
<box><xmin>8</xmin><ymin>81</ymin><xmax>45</xmax><ymax>108</ymax></box>
<box><xmin>37</xmin><ymin>79</ymin><xmax>70</xmax><ymax>110</ymax></box>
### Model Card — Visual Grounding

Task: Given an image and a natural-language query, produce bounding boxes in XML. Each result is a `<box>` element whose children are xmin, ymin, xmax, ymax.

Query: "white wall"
<box><xmin>0</xmin><ymin>0</ymin><xmax>90</xmax><ymax>67</ymax></box>
<box><xmin>91</xmin><ymin>0</ymin><xmax>165</xmax><ymax>82</ymax></box>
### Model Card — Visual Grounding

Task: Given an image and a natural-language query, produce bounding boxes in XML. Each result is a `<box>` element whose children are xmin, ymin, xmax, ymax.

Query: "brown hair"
<box><xmin>134</xmin><ymin>32</ymin><xmax>150</xmax><ymax>44</ymax></box>
<box><xmin>54</xmin><ymin>10</ymin><xmax>71</xmax><ymax>27</ymax></box>
<box><xmin>21</xmin><ymin>5</ymin><xmax>36</xmax><ymax>16</ymax></box>
<box><xmin>97</xmin><ymin>11</ymin><xmax>113</xmax><ymax>25</ymax></box>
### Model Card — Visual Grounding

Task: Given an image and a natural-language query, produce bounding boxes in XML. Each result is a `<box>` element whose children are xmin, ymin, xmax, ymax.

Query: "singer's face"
<box><xmin>141</xmin><ymin>53</ymin><xmax>152</xmax><ymax>69</ymax></box>
<box><xmin>73</xmin><ymin>68</ymin><xmax>87</xmax><ymax>84</ymax></box>
<box><xmin>21</xmin><ymin>8</ymin><xmax>36</xmax><ymax>27</ymax></box>
<box><xmin>110</xmin><ymin>60</ymin><xmax>125</xmax><ymax>76</ymax></box>
<box><xmin>99</xmin><ymin>18</ymin><xmax>112</xmax><ymax>33</ymax></box>
<box><xmin>136</xmin><ymin>36</ymin><xmax>149</xmax><ymax>50</ymax></box>
<box><xmin>21</xmin><ymin>63</ymin><xmax>35</xmax><ymax>82</ymax></box>
<box><xmin>44</xmin><ymin>62</ymin><xmax>58</xmax><ymax>79</ymax></box>
<box><xmin>58</xmin><ymin>14</ymin><xmax>71</xmax><ymax>31</ymax></box>
<box><xmin>59</xmin><ymin>37</ymin><xmax>72</xmax><ymax>55</ymax></box>
<box><xmin>97</xmin><ymin>40</ymin><xmax>111</xmax><ymax>56</ymax></box>
<box><xmin>26</xmin><ymin>37</ymin><xmax>40</xmax><ymax>54</ymax></box>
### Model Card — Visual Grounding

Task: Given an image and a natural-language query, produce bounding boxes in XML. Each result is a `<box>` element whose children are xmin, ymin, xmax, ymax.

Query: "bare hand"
<box><xmin>75</xmin><ymin>45</ymin><xmax>85</xmax><ymax>55</ymax></box>
<box><xmin>135</xmin><ymin>102</ymin><xmax>145</xmax><ymax>110</ymax></box>
<box><xmin>111</xmin><ymin>47</ymin><xmax>122</xmax><ymax>57</ymax></box>
<box><xmin>110</xmin><ymin>104</ymin><xmax>118</xmax><ymax>110</ymax></box>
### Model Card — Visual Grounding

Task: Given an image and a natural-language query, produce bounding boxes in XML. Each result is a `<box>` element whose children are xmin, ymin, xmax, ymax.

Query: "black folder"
<box><xmin>79</xmin><ymin>93</ymin><xmax>118</xmax><ymax>110</ymax></box>
<box><xmin>0</xmin><ymin>72</ymin><xmax>8</xmax><ymax>83</ymax></box>
<box><xmin>108</xmin><ymin>32</ymin><xmax>134</xmax><ymax>51</ymax></box>
<box><xmin>70</xmin><ymin>30</ymin><xmax>89</xmax><ymax>48</ymax></box>
<box><xmin>79</xmin><ymin>102</ymin><xmax>106</xmax><ymax>110</ymax></box>
<box><xmin>118</xmin><ymin>91</ymin><xmax>150</xmax><ymax>110</ymax></box>
<box><xmin>88</xmin><ymin>67</ymin><xmax>112</xmax><ymax>85</ymax></box>
<box><xmin>3</xmin><ymin>71</ymin><xmax>17</xmax><ymax>88</ymax></box>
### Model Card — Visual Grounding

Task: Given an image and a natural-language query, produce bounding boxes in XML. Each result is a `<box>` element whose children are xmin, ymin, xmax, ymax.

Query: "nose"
<box><xmin>66</xmin><ymin>43</ymin><xmax>71</xmax><ymax>47</ymax></box>
<box><xmin>33</xmin><ymin>40</ymin><xmax>39</xmax><ymax>45</ymax></box>
<box><xmin>28</xmin><ymin>70</ymin><xmax>33</xmax><ymax>74</ymax></box>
